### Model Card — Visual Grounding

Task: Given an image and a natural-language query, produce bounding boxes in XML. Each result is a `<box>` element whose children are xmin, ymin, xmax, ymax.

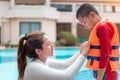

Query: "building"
<box><xmin>0</xmin><ymin>0</ymin><xmax>120</xmax><ymax>44</ymax></box>
<box><xmin>0</xmin><ymin>0</ymin><xmax>60</xmax><ymax>44</ymax></box>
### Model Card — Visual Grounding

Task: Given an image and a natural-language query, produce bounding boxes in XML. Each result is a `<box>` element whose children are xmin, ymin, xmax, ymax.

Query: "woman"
<box><xmin>17</xmin><ymin>31</ymin><xmax>90</xmax><ymax>80</ymax></box>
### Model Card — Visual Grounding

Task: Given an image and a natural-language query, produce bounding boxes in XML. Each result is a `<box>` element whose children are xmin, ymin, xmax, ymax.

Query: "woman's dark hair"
<box><xmin>76</xmin><ymin>3</ymin><xmax>99</xmax><ymax>19</ymax></box>
<box><xmin>17</xmin><ymin>31</ymin><xmax>45</xmax><ymax>79</ymax></box>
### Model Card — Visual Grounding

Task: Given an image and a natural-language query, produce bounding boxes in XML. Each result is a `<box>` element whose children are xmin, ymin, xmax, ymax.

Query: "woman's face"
<box><xmin>41</xmin><ymin>35</ymin><xmax>54</xmax><ymax>57</ymax></box>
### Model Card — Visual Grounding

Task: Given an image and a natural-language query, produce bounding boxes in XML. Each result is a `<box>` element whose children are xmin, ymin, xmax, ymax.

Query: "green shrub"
<box><xmin>9</xmin><ymin>42</ymin><xmax>18</xmax><ymax>48</ymax></box>
<box><xmin>54</xmin><ymin>41</ymin><xmax>61</xmax><ymax>46</ymax></box>
<box><xmin>57</xmin><ymin>31</ymin><xmax>78</xmax><ymax>46</ymax></box>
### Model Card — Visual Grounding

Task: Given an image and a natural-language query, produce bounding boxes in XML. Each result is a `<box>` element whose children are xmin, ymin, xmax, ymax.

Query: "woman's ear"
<box><xmin>35</xmin><ymin>48</ymin><xmax>41</xmax><ymax>55</ymax></box>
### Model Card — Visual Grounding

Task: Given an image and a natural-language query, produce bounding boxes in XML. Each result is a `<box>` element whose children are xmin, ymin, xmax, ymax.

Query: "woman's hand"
<box><xmin>80</xmin><ymin>41</ymin><xmax>90</xmax><ymax>56</ymax></box>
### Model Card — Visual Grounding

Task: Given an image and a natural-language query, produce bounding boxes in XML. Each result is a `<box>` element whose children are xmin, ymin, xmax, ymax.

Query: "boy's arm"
<box><xmin>97</xmin><ymin>23</ymin><xmax>113</xmax><ymax>80</ymax></box>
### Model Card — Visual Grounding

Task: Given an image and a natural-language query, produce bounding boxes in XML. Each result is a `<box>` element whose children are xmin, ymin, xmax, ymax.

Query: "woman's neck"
<box><xmin>38</xmin><ymin>56</ymin><xmax>47</xmax><ymax>63</ymax></box>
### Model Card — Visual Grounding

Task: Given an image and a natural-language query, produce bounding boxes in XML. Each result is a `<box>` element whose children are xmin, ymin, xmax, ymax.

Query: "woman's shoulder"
<box><xmin>24</xmin><ymin>59</ymin><xmax>47</xmax><ymax>80</ymax></box>
<box><xmin>26</xmin><ymin>59</ymin><xmax>47</xmax><ymax>70</ymax></box>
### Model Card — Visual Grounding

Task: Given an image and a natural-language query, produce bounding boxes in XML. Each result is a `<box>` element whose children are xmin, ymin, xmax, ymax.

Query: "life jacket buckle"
<box><xmin>90</xmin><ymin>59</ymin><xmax>94</xmax><ymax>65</ymax></box>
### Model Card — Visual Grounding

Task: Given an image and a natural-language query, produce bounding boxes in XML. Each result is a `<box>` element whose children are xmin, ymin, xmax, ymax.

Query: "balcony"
<box><xmin>57</xmin><ymin>12</ymin><xmax>120</xmax><ymax>23</ymax></box>
<box><xmin>100</xmin><ymin>13</ymin><xmax>120</xmax><ymax>23</ymax></box>
<box><xmin>3</xmin><ymin>5</ymin><xmax>60</xmax><ymax>20</ymax></box>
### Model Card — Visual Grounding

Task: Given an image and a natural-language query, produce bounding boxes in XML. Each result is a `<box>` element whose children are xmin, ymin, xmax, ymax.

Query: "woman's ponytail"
<box><xmin>17</xmin><ymin>32</ymin><xmax>45</xmax><ymax>79</ymax></box>
<box><xmin>17</xmin><ymin>36</ymin><xmax>27</xmax><ymax>79</ymax></box>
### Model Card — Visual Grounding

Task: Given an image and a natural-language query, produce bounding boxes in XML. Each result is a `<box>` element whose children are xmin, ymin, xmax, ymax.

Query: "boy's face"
<box><xmin>78</xmin><ymin>12</ymin><xmax>97</xmax><ymax>31</ymax></box>
<box><xmin>78</xmin><ymin>16</ymin><xmax>94</xmax><ymax>31</ymax></box>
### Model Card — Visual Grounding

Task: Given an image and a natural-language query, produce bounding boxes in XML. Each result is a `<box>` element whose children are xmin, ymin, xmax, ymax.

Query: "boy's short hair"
<box><xmin>76</xmin><ymin>3</ymin><xmax>99</xmax><ymax>19</ymax></box>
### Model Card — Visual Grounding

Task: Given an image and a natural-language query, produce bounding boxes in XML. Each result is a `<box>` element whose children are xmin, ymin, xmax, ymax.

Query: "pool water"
<box><xmin>0</xmin><ymin>48</ymin><xmax>120</xmax><ymax>80</ymax></box>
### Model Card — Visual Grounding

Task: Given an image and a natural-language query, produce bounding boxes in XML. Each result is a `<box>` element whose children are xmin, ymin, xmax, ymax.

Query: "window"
<box><xmin>57</xmin><ymin>23</ymin><xmax>71</xmax><ymax>35</ymax></box>
<box><xmin>104</xmin><ymin>5</ymin><xmax>115</xmax><ymax>13</ymax></box>
<box><xmin>104</xmin><ymin>5</ymin><xmax>112</xmax><ymax>12</ymax></box>
<box><xmin>76</xmin><ymin>5</ymin><xmax>100</xmax><ymax>12</ymax></box>
<box><xmin>20</xmin><ymin>22</ymin><xmax>41</xmax><ymax>36</ymax></box>
<box><xmin>76</xmin><ymin>5</ymin><xmax>81</xmax><ymax>11</ymax></box>
<box><xmin>51</xmin><ymin>4</ymin><xmax>72</xmax><ymax>12</ymax></box>
<box><xmin>94</xmin><ymin>5</ymin><xmax>100</xmax><ymax>12</ymax></box>
<box><xmin>115</xmin><ymin>6</ymin><xmax>120</xmax><ymax>12</ymax></box>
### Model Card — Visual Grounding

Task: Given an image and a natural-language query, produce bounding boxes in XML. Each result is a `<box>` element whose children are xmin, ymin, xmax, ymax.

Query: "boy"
<box><xmin>76</xmin><ymin>3</ymin><xmax>119</xmax><ymax>80</ymax></box>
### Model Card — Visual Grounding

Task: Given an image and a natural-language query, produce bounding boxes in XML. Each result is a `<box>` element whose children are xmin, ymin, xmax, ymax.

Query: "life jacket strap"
<box><xmin>87</xmin><ymin>56</ymin><xmax>119</xmax><ymax>61</ymax></box>
<box><xmin>90</xmin><ymin>45</ymin><xmax>119</xmax><ymax>49</ymax></box>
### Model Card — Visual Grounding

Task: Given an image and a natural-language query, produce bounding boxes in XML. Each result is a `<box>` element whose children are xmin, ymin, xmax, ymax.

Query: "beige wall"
<box><xmin>16</xmin><ymin>0</ymin><xmax>45</xmax><ymax>5</ymax></box>
<box><xmin>2</xmin><ymin>18</ymin><xmax>57</xmax><ymax>44</ymax></box>
<box><xmin>0</xmin><ymin>1</ymin><xmax>9</xmax><ymax>17</ymax></box>
<box><xmin>1</xmin><ymin>0</ymin><xmax>120</xmax><ymax>44</ymax></box>
<box><xmin>10</xmin><ymin>18</ymin><xmax>19</xmax><ymax>40</ymax></box>
<box><xmin>52</xmin><ymin>0</ymin><xmax>120</xmax><ymax>3</ymax></box>
<box><xmin>3</xmin><ymin>21</ymin><xmax>10</xmax><ymax>43</ymax></box>
<box><xmin>42</xmin><ymin>19</ymin><xmax>56</xmax><ymax>42</ymax></box>
<box><xmin>0</xmin><ymin>1</ymin><xmax>59</xmax><ymax>44</ymax></box>
<box><xmin>2</xmin><ymin>19</ymin><xmax>19</xmax><ymax>43</ymax></box>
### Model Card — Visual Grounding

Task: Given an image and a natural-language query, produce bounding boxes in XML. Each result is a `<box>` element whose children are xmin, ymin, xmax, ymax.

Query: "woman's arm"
<box><xmin>27</xmin><ymin>54</ymin><xmax>85</xmax><ymax>80</ymax></box>
<box><xmin>47</xmin><ymin>41</ymin><xmax>89</xmax><ymax>69</ymax></box>
<box><xmin>47</xmin><ymin>52</ymin><xmax>80</xmax><ymax>69</ymax></box>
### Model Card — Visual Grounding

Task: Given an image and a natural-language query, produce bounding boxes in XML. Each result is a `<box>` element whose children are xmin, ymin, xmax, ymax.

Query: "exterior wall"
<box><xmin>3</xmin><ymin>5</ymin><xmax>60</xmax><ymax>20</ymax></box>
<box><xmin>15</xmin><ymin>0</ymin><xmax>45</xmax><ymax>5</ymax></box>
<box><xmin>1</xmin><ymin>0</ymin><xmax>120</xmax><ymax>44</ymax></box>
<box><xmin>51</xmin><ymin>1</ymin><xmax>120</xmax><ymax>40</ymax></box>
<box><xmin>101</xmin><ymin>13</ymin><xmax>120</xmax><ymax>23</ymax></box>
<box><xmin>0</xmin><ymin>0</ymin><xmax>59</xmax><ymax>44</ymax></box>
<box><xmin>52</xmin><ymin>0</ymin><xmax>120</xmax><ymax>3</ymax></box>
<box><xmin>51</xmin><ymin>2</ymin><xmax>120</xmax><ymax>23</ymax></box>
<box><xmin>0</xmin><ymin>1</ymin><xmax>9</xmax><ymax>17</ymax></box>
<box><xmin>0</xmin><ymin>1</ymin><xmax>10</xmax><ymax>44</ymax></box>
<box><xmin>3</xmin><ymin>21</ymin><xmax>10</xmax><ymax>43</ymax></box>
<box><xmin>2</xmin><ymin>19</ymin><xmax>19</xmax><ymax>43</ymax></box>
<box><xmin>0</xmin><ymin>0</ymin><xmax>10</xmax><ymax>1</ymax></box>
<box><xmin>10</xmin><ymin>19</ymin><xmax>19</xmax><ymax>42</ymax></box>
<box><xmin>42</xmin><ymin>19</ymin><xmax>56</xmax><ymax>42</ymax></box>
<box><xmin>2</xmin><ymin>18</ymin><xmax>56</xmax><ymax>44</ymax></box>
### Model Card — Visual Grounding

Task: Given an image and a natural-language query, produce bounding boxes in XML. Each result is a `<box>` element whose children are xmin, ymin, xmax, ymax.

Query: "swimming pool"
<box><xmin>0</xmin><ymin>48</ymin><xmax>119</xmax><ymax>80</ymax></box>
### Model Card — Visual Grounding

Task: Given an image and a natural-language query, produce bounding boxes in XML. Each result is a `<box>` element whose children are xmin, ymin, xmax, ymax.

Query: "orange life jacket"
<box><xmin>86</xmin><ymin>20</ymin><xmax>119</xmax><ymax>71</ymax></box>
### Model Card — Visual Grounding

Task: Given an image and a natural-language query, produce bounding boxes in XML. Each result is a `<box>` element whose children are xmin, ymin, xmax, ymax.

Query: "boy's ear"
<box><xmin>89</xmin><ymin>11</ymin><xmax>96</xmax><ymax>18</ymax></box>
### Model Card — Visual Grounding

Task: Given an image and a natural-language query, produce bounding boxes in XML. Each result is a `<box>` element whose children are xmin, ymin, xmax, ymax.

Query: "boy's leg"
<box><xmin>93</xmin><ymin>70</ymin><xmax>106</xmax><ymax>80</ymax></box>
